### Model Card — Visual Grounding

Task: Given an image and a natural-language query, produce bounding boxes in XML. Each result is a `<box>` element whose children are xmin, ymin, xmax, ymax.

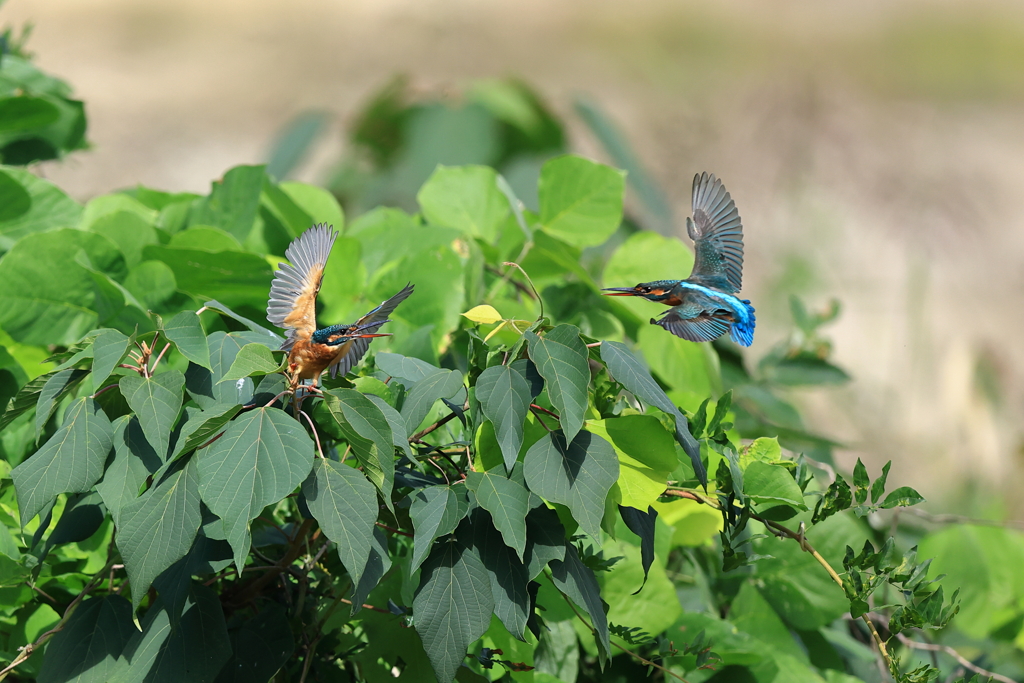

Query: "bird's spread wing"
<box><xmin>267</xmin><ymin>224</ymin><xmax>338</xmax><ymax>347</ymax></box>
<box><xmin>328</xmin><ymin>283</ymin><xmax>415</xmax><ymax>378</ymax></box>
<box><xmin>686</xmin><ymin>172</ymin><xmax>744</xmax><ymax>293</ymax></box>
<box><xmin>653</xmin><ymin>308</ymin><xmax>730</xmax><ymax>343</ymax></box>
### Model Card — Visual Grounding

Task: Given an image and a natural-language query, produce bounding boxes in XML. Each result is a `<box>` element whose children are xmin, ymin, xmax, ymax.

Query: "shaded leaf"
<box><xmin>466</xmin><ymin>470</ymin><xmax>529</xmax><ymax>561</ymax></box>
<box><xmin>91</xmin><ymin>328</ymin><xmax>132</xmax><ymax>387</ymax></box>
<box><xmin>524</xmin><ymin>505</ymin><xmax>567</xmax><ymax>580</ymax></box>
<box><xmin>214</xmin><ymin>602</ymin><xmax>295</xmax><ymax>683</ymax></box>
<box><xmin>374</xmin><ymin>352</ymin><xmax>440</xmax><ymax>384</ymax></box>
<box><xmin>96</xmin><ymin>416</ymin><xmax>161</xmax><ymax>525</ymax></box>
<box><xmin>549</xmin><ymin>542</ymin><xmax>609</xmax><ymax>662</ymax></box>
<box><xmin>116</xmin><ymin>458</ymin><xmax>202</xmax><ymax>613</ymax></box>
<box><xmin>351</xmin><ymin>528</ymin><xmax>392</xmax><ymax>615</ymax></box>
<box><xmin>880</xmin><ymin>486</ymin><xmax>926</xmax><ymax>509</ymax></box>
<box><xmin>472</xmin><ymin>509</ymin><xmax>531</xmax><ymax>640</ymax></box>
<box><xmin>162</xmin><ymin>311</ymin><xmax>211</xmax><ymax>370</ymax></box>
<box><xmin>169</xmin><ymin>403</ymin><xmax>242</xmax><ymax>461</ymax></box>
<box><xmin>302</xmin><ymin>458</ymin><xmax>378</xmax><ymax>582</ymax></box>
<box><xmin>410</xmin><ymin>485</ymin><xmax>469</xmax><ymax>573</ymax></box>
<box><xmin>36</xmin><ymin>595</ymin><xmax>135</xmax><ymax>683</ymax></box>
<box><xmin>523</xmin><ymin>430</ymin><xmax>618</xmax><ymax>540</ymax></box>
<box><xmin>367</xmin><ymin>394</ymin><xmax>413</xmax><ymax>458</ymax></box>
<box><xmin>219</xmin><ymin>343</ymin><xmax>282</xmax><ymax>382</ymax></box>
<box><xmin>401</xmin><ymin>368</ymin><xmax>464</xmax><ymax>436</ymax></box>
<box><xmin>119</xmin><ymin>371</ymin><xmax>184</xmax><ymax>459</ymax></box>
<box><xmin>34</xmin><ymin>368</ymin><xmax>88</xmax><ymax>438</ymax></box>
<box><xmin>1</xmin><ymin>372</ymin><xmax>59</xmax><ymax>431</ymax></box>
<box><xmin>12</xmin><ymin>397</ymin><xmax>113</xmax><ymax>525</ymax></box>
<box><xmin>618</xmin><ymin>505</ymin><xmax>657</xmax><ymax>593</ymax></box>
<box><xmin>525</xmin><ymin>325</ymin><xmax>589</xmax><ymax>443</ymax></box>
<box><xmin>476</xmin><ymin>363</ymin><xmax>534</xmax><ymax>472</ymax></box>
<box><xmin>413</xmin><ymin>534</ymin><xmax>494</xmax><ymax>683</ymax></box>
<box><xmin>196</xmin><ymin>407</ymin><xmax>313</xmax><ymax>569</ymax></box>
<box><xmin>321</xmin><ymin>389</ymin><xmax>395</xmax><ymax>505</ymax></box>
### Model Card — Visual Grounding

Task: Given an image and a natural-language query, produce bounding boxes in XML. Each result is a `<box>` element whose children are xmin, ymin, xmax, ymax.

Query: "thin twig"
<box><xmin>585</xmin><ymin>342</ymin><xmax>602</xmax><ymax>348</ymax></box>
<box><xmin>502</xmin><ymin>262</ymin><xmax>544</xmax><ymax>319</ymax></box>
<box><xmin>530</xmin><ymin>408</ymin><xmax>552</xmax><ymax>432</ymax></box>
<box><xmin>375</xmin><ymin>522</ymin><xmax>414</xmax><ymax>538</ymax></box>
<box><xmin>898</xmin><ymin>507</ymin><xmax>1024</xmax><ymax>531</ymax></box>
<box><xmin>484</xmin><ymin>264</ymin><xmax>537</xmax><ymax>300</ymax></box>
<box><xmin>90</xmin><ymin>383</ymin><xmax>120</xmax><ymax>399</ymax></box>
<box><xmin>411</xmin><ymin>412</ymin><xmax>459</xmax><ymax>441</ymax></box>
<box><xmin>896</xmin><ymin>633</ymin><xmax>1016</xmax><ymax>683</ymax></box>
<box><xmin>298</xmin><ymin>410</ymin><xmax>324</xmax><ymax>459</ymax></box>
<box><xmin>149</xmin><ymin>342</ymin><xmax>171</xmax><ymax>374</ymax></box>
<box><xmin>530</xmin><ymin>404</ymin><xmax>560</xmax><ymax>420</ymax></box>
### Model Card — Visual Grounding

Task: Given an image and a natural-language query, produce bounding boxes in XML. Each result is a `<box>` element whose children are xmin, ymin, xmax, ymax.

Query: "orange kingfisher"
<box><xmin>603</xmin><ymin>172</ymin><xmax>755</xmax><ymax>346</ymax></box>
<box><xmin>267</xmin><ymin>223</ymin><xmax>414</xmax><ymax>394</ymax></box>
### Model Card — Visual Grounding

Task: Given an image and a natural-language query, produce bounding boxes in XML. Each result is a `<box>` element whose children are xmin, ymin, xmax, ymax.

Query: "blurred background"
<box><xmin>6</xmin><ymin>0</ymin><xmax>1024</xmax><ymax>513</ymax></box>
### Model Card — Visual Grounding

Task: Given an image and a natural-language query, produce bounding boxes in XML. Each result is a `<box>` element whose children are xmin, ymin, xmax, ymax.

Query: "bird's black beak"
<box><xmin>602</xmin><ymin>287</ymin><xmax>638</xmax><ymax>297</ymax></box>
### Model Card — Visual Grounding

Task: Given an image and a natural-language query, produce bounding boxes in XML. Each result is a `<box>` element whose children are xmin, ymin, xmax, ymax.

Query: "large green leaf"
<box><xmin>320</xmin><ymin>389</ymin><xmax>395</xmax><ymax>504</ymax></box>
<box><xmin>538</xmin><ymin>155</ymin><xmax>624</xmax><ymax>248</ymax></box>
<box><xmin>106</xmin><ymin>585</ymin><xmax>231</xmax><ymax>683</ymax></box>
<box><xmin>162</xmin><ymin>311</ymin><xmax>211</xmax><ymax>370</ymax></box>
<box><xmin>466</xmin><ymin>470</ymin><xmax>529</xmax><ymax>561</ymax></box>
<box><xmin>413</xmin><ymin>533</ymin><xmax>494</xmax><ymax>683</ymax></box>
<box><xmin>34</xmin><ymin>368</ymin><xmax>88</xmax><ymax>438</ymax></box>
<box><xmin>12</xmin><ymin>397</ymin><xmax>113</xmax><ymax>524</ymax></box>
<box><xmin>366</xmin><ymin>394</ymin><xmax>413</xmax><ymax>458</ymax></box>
<box><xmin>523</xmin><ymin>430</ymin><xmax>618</xmax><ymax>540</ymax></box>
<box><xmin>119</xmin><ymin>371</ymin><xmax>184</xmax><ymax>459</ymax></box>
<box><xmin>91</xmin><ymin>328</ymin><xmax>132</xmax><ymax>387</ymax></box>
<box><xmin>169</xmin><ymin>403</ymin><xmax>242</xmax><ymax>461</ymax></box>
<box><xmin>218</xmin><ymin>343</ymin><xmax>281</xmax><ymax>382</ymax></box>
<box><xmin>374</xmin><ymin>351</ymin><xmax>439</xmax><ymax>384</ymax></box>
<box><xmin>116</xmin><ymin>458</ymin><xmax>203</xmax><ymax>613</ymax></box>
<box><xmin>417</xmin><ymin>165</ymin><xmax>508</xmax><ymax>242</ymax></box>
<box><xmin>476</xmin><ymin>363</ymin><xmax>534</xmax><ymax>472</ymax></box>
<box><xmin>409</xmin><ymin>485</ymin><xmax>469</xmax><ymax>572</ymax></box>
<box><xmin>96</xmin><ymin>416</ymin><xmax>161</xmax><ymax>525</ymax></box>
<box><xmin>196</xmin><ymin>407</ymin><xmax>314</xmax><ymax>569</ymax></box>
<box><xmin>186</xmin><ymin>331</ymin><xmax>267</xmax><ymax>409</ymax></box>
<box><xmin>470</xmin><ymin>509</ymin><xmax>531</xmax><ymax>640</ymax></box>
<box><xmin>143</xmin><ymin>245</ymin><xmax>273</xmax><ymax>310</ymax></box>
<box><xmin>0</xmin><ymin>228</ymin><xmax>125</xmax><ymax>345</ymax></box>
<box><xmin>525</xmin><ymin>325</ymin><xmax>589</xmax><ymax>443</ymax></box>
<box><xmin>600</xmin><ymin>341</ymin><xmax>705</xmax><ymax>485</ymax></box>
<box><xmin>302</xmin><ymin>459</ymin><xmax>378</xmax><ymax>582</ymax></box>
<box><xmin>743</xmin><ymin>462</ymin><xmax>807</xmax><ymax>509</ymax></box>
<box><xmin>0</xmin><ymin>166</ymin><xmax>82</xmax><ymax>246</ymax></box>
<box><xmin>589</xmin><ymin>416</ymin><xmax>675</xmax><ymax>511</ymax></box>
<box><xmin>400</xmin><ymin>368</ymin><xmax>464</xmax><ymax>436</ymax></box>
<box><xmin>87</xmin><ymin>211</ymin><xmax>159</xmax><ymax>269</ymax></box>
<box><xmin>36</xmin><ymin>595</ymin><xmax>135</xmax><ymax>683</ymax></box>
<box><xmin>190</xmin><ymin>164</ymin><xmax>266</xmax><ymax>243</ymax></box>
<box><xmin>549</xmin><ymin>542</ymin><xmax>609</xmax><ymax>662</ymax></box>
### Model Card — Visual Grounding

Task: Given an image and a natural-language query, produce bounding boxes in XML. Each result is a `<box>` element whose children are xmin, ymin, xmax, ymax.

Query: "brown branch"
<box><xmin>529</xmin><ymin>404</ymin><xmax>560</xmax><ymax>420</ymax></box>
<box><xmin>410</xmin><ymin>411</ymin><xmax>459</xmax><ymax>441</ymax></box>
<box><xmin>375</xmin><ymin>522</ymin><xmax>413</xmax><ymax>538</ymax></box>
<box><xmin>485</xmin><ymin>264</ymin><xmax>537</xmax><ymax>300</ymax></box>
<box><xmin>895</xmin><ymin>632</ymin><xmax>1016</xmax><ymax>683</ymax></box>
<box><xmin>298</xmin><ymin>410</ymin><xmax>324</xmax><ymax>459</ymax></box>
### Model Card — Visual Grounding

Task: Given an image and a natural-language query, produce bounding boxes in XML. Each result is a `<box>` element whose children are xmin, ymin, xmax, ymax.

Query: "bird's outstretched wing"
<box><xmin>686</xmin><ymin>172</ymin><xmax>744</xmax><ymax>293</ymax></box>
<box><xmin>328</xmin><ymin>283</ymin><xmax>415</xmax><ymax>378</ymax></box>
<box><xmin>267</xmin><ymin>224</ymin><xmax>338</xmax><ymax>347</ymax></box>
<box><xmin>653</xmin><ymin>308</ymin><xmax>730</xmax><ymax>343</ymax></box>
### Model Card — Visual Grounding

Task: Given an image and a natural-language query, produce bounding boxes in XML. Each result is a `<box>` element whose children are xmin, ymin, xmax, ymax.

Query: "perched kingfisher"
<box><xmin>603</xmin><ymin>172</ymin><xmax>755</xmax><ymax>346</ymax></box>
<box><xmin>267</xmin><ymin>223</ymin><xmax>414</xmax><ymax>392</ymax></box>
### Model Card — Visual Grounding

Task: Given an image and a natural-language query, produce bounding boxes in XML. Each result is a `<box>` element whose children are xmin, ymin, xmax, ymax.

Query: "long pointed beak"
<box><xmin>353</xmin><ymin>333</ymin><xmax>391</xmax><ymax>339</ymax></box>
<box><xmin>602</xmin><ymin>287</ymin><xmax>638</xmax><ymax>297</ymax></box>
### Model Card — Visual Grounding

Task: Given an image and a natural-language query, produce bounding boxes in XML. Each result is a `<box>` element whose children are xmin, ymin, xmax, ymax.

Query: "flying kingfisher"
<box><xmin>267</xmin><ymin>223</ymin><xmax>414</xmax><ymax>394</ymax></box>
<box><xmin>603</xmin><ymin>172</ymin><xmax>755</xmax><ymax>346</ymax></box>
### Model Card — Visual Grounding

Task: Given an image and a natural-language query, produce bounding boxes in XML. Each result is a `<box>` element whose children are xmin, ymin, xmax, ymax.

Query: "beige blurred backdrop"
<box><xmin>6</xmin><ymin>0</ymin><xmax>1024</xmax><ymax>512</ymax></box>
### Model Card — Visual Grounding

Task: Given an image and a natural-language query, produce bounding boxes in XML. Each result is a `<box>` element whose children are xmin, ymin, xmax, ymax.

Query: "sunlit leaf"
<box><xmin>462</xmin><ymin>304</ymin><xmax>503</xmax><ymax>325</ymax></box>
<box><xmin>218</xmin><ymin>343</ymin><xmax>282</xmax><ymax>382</ymax></box>
<box><xmin>120</xmin><ymin>370</ymin><xmax>184</xmax><ymax>459</ymax></box>
<box><xmin>466</xmin><ymin>470</ymin><xmax>529</xmax><ymax>561</ymax></box>
<box><xmin>538</xmin><ymin>155</ymin><xmax>624</xmax><ymax>248</ymax></box>
<box><xmin>162</xmin><ymin>311</ymin><xmax>211</xmax><ymax>370</ymax></box>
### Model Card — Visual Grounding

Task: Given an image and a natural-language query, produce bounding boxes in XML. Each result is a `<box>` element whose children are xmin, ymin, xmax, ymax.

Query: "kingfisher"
<box><xmin>267</xmin><ymin>223</ymin><xmax>414</xmax><ymax>395</ymax></box>
<box><xmin>603</xmin><ymin>172</ymin><xmax>755</xmax><ymax>346</ymax></box>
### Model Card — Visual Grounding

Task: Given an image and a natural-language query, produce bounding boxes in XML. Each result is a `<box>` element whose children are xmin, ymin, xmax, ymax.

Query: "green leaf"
<box><xmin>216</xmin><ymin>602</ymin><xmax>295</xmax><ymax>683</ymax></box>
<box><xmin>870</xmin><ymin>461</ymin><xmax>891</xmax><ymax>505</ymax></box>
<box><xmin>36</xmin><ymin>595</ymin><xmax>135</xmax><ymax>683</ymax></box>
<box><xmin>476</xmin><ymin>363</ymin><xmax>534</xmax><ymax>472</ymax></box>
<box><xmin>549</xmin><ymin>542</ymin><xmax>610</xmax><ymax>662</ymax></box>
<box><xmin>12</xmin><ymin>397</ymin><xmax>113</xmax><ymax>525</ymax></box>
<box><xmin>418</xmin><ymin>165</ymin><xmax>508</xmax><ymax>242</ymax></box>
<box><xmin>186</xmin><ymin>331</ymin><xmax>273</xmax><ymax>410</ymax></box>
<box><xmin>466</xmin><ymin>471</ymin><xmax>529</xmax><ymax>561</ymax></box>
<box><xmin>524</xmin><ymin>430</ymin><xmax>618</xmax><ymax>540</ymax></box>
<box><xmin>600</xmin><ymin>341</ymin><xmax>705</xmax><ymax>486</ymax></box>
<box><xmin>0</xmin><ymin>166</ymin><xmax>82</xmax><ymax>246</ymax></box>
<box><xmin>538</xmin><ymin>155</ymin><xmax>624</xmax><ymax>248</ymax></box>
<box><xmin>739</xmin><ymin>436</ymin><xmax>782</xmax><ymax>468</ymax></box>
<box><xmin>0</xmin><ymin>167</ymin><xmax>31</xmax><ymax>222</ymax></box>
<box><xmin>196</xmin><ymin>407</ymin><xmax>314</xmax><ymax>569</ymax></box>
<box><xmin>107</xmin><ymin>585</ymin><xmax>230</xmax><ymax>683</ymax></box>
<box><xmin>853</xmin><ymin>458</ymin><xmax>869</xmax><ymax>505</ymax></box>
<box><xmin>320</xmin><ymin>389</ymin><xmax>395</xmax><ymax>505</ymax></box>
<box><xmin>589</xmin><ymin>416</ymin><xmax>675</xmax><ymax>511</ymax></box>
<box><xmin>35</xmin><ymin>368</ymin><xmax>88</xmax><ymax>438</ymax></box>
<box><xmin>219</xmin><ymin>343</ymin><xmax>282</xmax><ymax>382</ymax></box>
<box><xmin>162</xmin><ymin>311</ymin><xmax>210</xmax><ymax>370</ymax></box>
<box><xmin>880</xmin><ymin>486</ymin><xmax>926</xmax><ymax>509</ymax></box>
<box><xmin>119</xmin><ymin>371</ymin><xmax>185</xmax><ymax>459</ymax></box>
<box><xmin>374</xmin><ymin>352</ymin><xmax>440</xmax><ymax>384</ymax></box>
<box><xmin>471</xmin><ymin>509</ymin><xmax>531</xmax><ymax>640</ymax></box>
<box><xmin>409</xmin><ymin>485</ymin><xmax>469</xmax><ymax>572</ymax></box>
<box><xmin>743</xmin><ymin>462</ymin><xmax>808</xmax><ymax>509</ymax></box>
<box><xmin>191</xmin><ymin>164</ymin><xmax>266</xmax><ymax>243</ymax></box>
<box><xmin>143</xmin><ymin>245</ymin><xmax>273</xmax><ymax>310</ymax></box>
<box><xmin>280</xmin><ymin>181</ymin><xmax>344</xmax><ymax>230</ymax></box>
<box><xmin>812</xmin><ymin>475</ymin><xmax>853</xmax><ymax>524</ymax></box>
<box><xmin>400</xmin><ymin>368</ymin><xmax>464</xmax><ymax>436</ymax></box>
<box><xmin>302</xmin><ymin>458</ymin><xmax>378</xmax><ymax>582</ymax></box>
<box><xmin>91</xmin><ymin>328</ymin><xmax>131</xmax><ymax>387</ymax></box>
<box><xmin>413</xmin><ymin>534</ymin><xmax>494</xmax><ymax>683</ymax></box>
<box><xmin>366</xmin><ymin>394</ymin><xmax>413</xmax><ymax>458</ymax></box>
<box><xmin>169</xmin><ymin>403</ymin><xmax>242</xmax><ymax>461</ymax></box>
<box><xmin>618</xmin><ymin>505</ymin><xmax>657</xmax><ymax>592</ymax></box>
<box><xmin>87</xmin><ymin>211</ymin><xmax>158</xmax><ymax>269</ymax></box>
<box><xmin>525</xmin><ymin>324</ymin><xmax>589</xmax><ymax>443</ymax></box>
<box><xmin>96</xmin><ymin>416</ymin><xmax>161</xmax><ymax>525</ymax></box>
<box><xmin>1</xmin><ymin>372</ymin><xmax>55</xmax><ymax>430</ymax></box>
<box><xmin>116</xmin><ymin>458</ymin><xmax>202</xmax><ymax>613</ymax></box>
<box><xmin>201</xmin><ymin>300</ymin><xmax>282</xmax><ymax>341</ymax></box>
<box><xmin>351</xmin><ymin>528</ymin><xmax>391</xmax><ymax>614</ymax></box>
<box><xmin>524</xmin><ymin>505</ymin><xmax>566</xmax><ymax>580</ymax></box>
<box><xmin>0</xmin><ymin>228</ymin><xmax>125</xmax><ymax>346</ymax></box>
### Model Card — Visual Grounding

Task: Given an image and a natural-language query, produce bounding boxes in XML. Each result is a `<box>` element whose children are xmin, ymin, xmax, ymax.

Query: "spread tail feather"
<box><xmin>729</xmin><ymin>300</ymin><xmax>756</xmax><ymax>347</ymax></box>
